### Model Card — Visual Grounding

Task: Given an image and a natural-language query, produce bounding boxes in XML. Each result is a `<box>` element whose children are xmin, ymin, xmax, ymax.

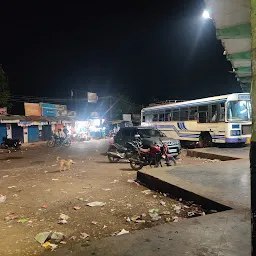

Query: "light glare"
<box><xmin>202</xmin><ymin>10</ymin><xmax>210</xmax><ymax>19</ymax></box>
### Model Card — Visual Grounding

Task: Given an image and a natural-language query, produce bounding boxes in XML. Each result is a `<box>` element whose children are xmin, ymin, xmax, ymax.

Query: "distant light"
<box><xmin>202</xmin><ymin>10</ymin><xmax>211</xmax><ymax>19</ymax></box>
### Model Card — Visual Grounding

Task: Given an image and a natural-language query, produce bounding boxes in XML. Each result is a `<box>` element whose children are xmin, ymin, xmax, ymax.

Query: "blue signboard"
<box><xmin>238</xmin><ymin>94</ymin><xmax>250</xmax><ymax>100</ymax></box>
<box><xmin>40</xmin><ymin>103</ymin><xmax>57</xmax><ymax>117</ymax></box>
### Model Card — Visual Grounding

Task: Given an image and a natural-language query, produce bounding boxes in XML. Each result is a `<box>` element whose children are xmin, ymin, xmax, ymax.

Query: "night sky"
<box><xmin>0</xmin><ymin>0</ymin><xmax>241</xmax><ymax>111</ymax></box>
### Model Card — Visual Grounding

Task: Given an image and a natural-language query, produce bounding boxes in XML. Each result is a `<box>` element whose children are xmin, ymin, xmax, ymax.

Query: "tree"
<box><xmin>0</xmin><ymin>65</ymin><xmax>11</xmax><ymax>110</ymax></box>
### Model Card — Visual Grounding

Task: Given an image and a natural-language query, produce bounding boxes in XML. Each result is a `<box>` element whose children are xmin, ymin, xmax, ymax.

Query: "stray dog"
<box><xmin>56</xmin><ymin>156</ymin><xmax>74</xmax><ymax>171</ymax></box>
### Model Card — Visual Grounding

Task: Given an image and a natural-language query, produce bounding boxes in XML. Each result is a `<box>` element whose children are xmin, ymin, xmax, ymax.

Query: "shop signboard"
<box><xmin>88</xmin><ymin>92</ymin><xmax>98</xmax><ymax>103</ymax></box>
<box><xmin>40</xmin><ymin>103</ymin><xmax>57</xmax><ymax>117</ymax></box>
<box><xmin>55</xmin><ymin>104</ymin><xmax>67</xmax><ymax>116</ymax></box>
<box><xmin>24</xmin><ymin>103</ymin><xmax>42</xmax><ymax>116</ymax></box>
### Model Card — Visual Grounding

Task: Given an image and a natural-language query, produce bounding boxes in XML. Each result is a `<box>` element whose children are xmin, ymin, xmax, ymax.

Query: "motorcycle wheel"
<box><xmin>64</xmin><ymin>139</ymin><xmax>71</xmax><ymax>147</ymax></box>
<box><xmin>129</xmin><ymin>154</ymin><xmax>143</xmax><ymax>171</ymax></box>
<box><xmin>47</xmin><ymin>140</ymin><xmax>55</xmax><ymax>148</ymax></box>
<box><xmin>107</xmin><ymin>148</ymin><xmax>120</xmax><ymax>163</ymax></box>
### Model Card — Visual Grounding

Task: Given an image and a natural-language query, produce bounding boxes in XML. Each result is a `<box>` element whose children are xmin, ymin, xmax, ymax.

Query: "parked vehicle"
<box><xmin>1</xmin><ymin>137</ymin><xmax>21</xmax><ymax>150</ymax></box>
<box><xmin>106</xmin><ymin>138</ymin><xmax>141</xmax><ymax>163</ymax></box>
<box><xmin>113</xmin><ymin>127</ymin><xmax>181</xmax><ymax>157</ymax></box>
<box><xmin>47</xmin><ymin>134</ymin><xmax>71</xmax><ymax>147</ymax></box>
<box><xmin>129</xmin><ymin>138</ymin><xmax>176</xmax><ymax>170</ymax></box>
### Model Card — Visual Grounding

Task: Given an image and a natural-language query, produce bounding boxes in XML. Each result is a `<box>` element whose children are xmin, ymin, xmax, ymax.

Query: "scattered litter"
<box><xmin>126</xmin><ymin>204</ymin><xmax>132</xmax><ymax>208</ymax></box>
<box><xmin>127</xmin><ymin>179</ymin><xmax>135</xmax><ymax>183</ymax></box>
<box><xmin>32</xmin><ymin>185</ymin><xmax>36</xmax><ymax>188</ymax></box>
<box><xmin>0</xmin><ymin>194</ymin><xmax>6</xmax><ymax>203</ymax></box>
<box><xmin>131</xmin><ymin>216</ymin><xmax>141</xmax><ymax>222</ymax></box>
<box><xmin>73</xmin><ymin>206</ymin><xmax>81</xmax><ymax>210</ymax></box>
<box><xmin>201</xmin><ymin>212</ymin><xmax>206</xmax><ymax>216</ymax></box>
<box><xmin>42</xmin><ymin>242</ymin><xmax>58</xmax><ymax>251</ymax></box>
<box><xmin>58</xmin><ymin>220</ymin><xmax>68</xmax><ymax>225</ymax></box>
<box><xmin>179</xmin><ymin>198</ymin><xmax>182</xmax><ymax>202</ymax></box>
<box><xmin>12</xmin><ymin>194</ymin><xmax>18</xmax><ymax>198</ymax></box>
<box><xmin>110</xmin><ymin>209</ymin><xmax>115</xmax><ymax>212</ymax></box>
<box><xmin>2</xmin><ymin>175</ymin><xmax>8</xmax><ymax>178</ymax></box>
<box><xmin>160</xmin><ymin>211</ymin><xmax>171</xmax><ymax>215</ymax></box>
<box><xmin>172</xmin><ymin>216</ymin><xmax>179</xmax><ymax>222</ymax></box>
<box><xmin>166</xmin><ymin>217</ymin><xmax>171</xmax><ymax>223</ymax></box>
<box><xmin>51</xmin><ymin>232</ymin><xmax>65</xmax><ymax>242</ymax></box>
<box><xmin>82</xmin><ymin>186</ymin><xmax>91</xmax><ymax>189</ymax></box>
<box><xmin>148</xmin><ymin>209</ymin><xmax>159</xmax><ymax>214</ymax></box>
<box><xmin>52</xmin><ymin>179</ymin><xmax>59</xmax><ymax>181</ymax></box>
<box><xmin>87</xmin><ymin>201</ymin><xmax>106</xmax><ymax>207</ymax></box>
<box><xmin>103</xmin><ymin>225</ymin><xmax>107</xmax><ymax>229</ymax></box>
<box><xmin>6</xmin><ymin>159</ymin><xmax>11</xmax><ymax>163</ymax></box>
<box><xmin>91</xmin><ymin>221</ymin><xmax>97</xmax><ymax>225</ymax></box>
<box><xmin>80</xmin><ymin>233</ymin><xmax>89</xmax><ymax>239</ymax></box>
<box><xmin>126</xmin><ymin>217</ymin><xmax>131</xmax><ymax>222</ymax></box>
<box><xmin>141</xmin><ymin>190</ymin><xmax>151</xmax><ymax>195</ymax></box>
<box><xmin>51</xmin><ymin>164</ymin><xmax>57</xmax><ymax>167</ymax></box>
<box><xmin>102</xmin><ymin>188</ymin><xmax>111</xmax><ymax>191</ymax></box>
<box><xmin>174</xmin><ymin>205</ymin><xmax>181</xmax><ymax>214</ymax></box>
<box><xmin>163</xmin><ymin>193</ymin><xmax>167</xmax><ymax>197</ymax></box>
<box><xmin>160</xmin><ymin>201</ymin><xmax>166</xmax><ymax>206</ymax></box>
<box><xmin>59</xmin><ymin>214</ymin><xmax>70</xmax><ymax>220</ymax></box>
<box><xmin>188</xmin><ymin>212</ymin><xmax>195</xmax><ymax>217</ymax></box>
<box><xmin>149</xmin><ymin>213</ymin><xmax>161</xmax><ymax>221</ymax></box>
<box><xmin>153</xmin><ymin>195</ymin><xmax>157</xmax><ymax>198</ymax></box>
<box><xmin>41</xmin><ymin>205</ymin><xmax>47</xmax><ymax>209</ymax></box>
<box><xmin>5</xmin><ymin>215</ymin><xmax>18</xmax><ymax>221</ymax></box>
<box><xmin>60</xmin><ymin>241</ymin><xmax>67</xmax><ymax>244</ymax></box>
<box><xmin>35</xmin><ymin>232</ymin><xmax>51</xmax><ymax>244</ymax></box>
<box><xmin>135</xmin><ymin>219</ymin><xmax>146</xmax><ymax>223</ymax></box>
<box><xmin>17</xmin><ymin>218</ymin><xmax>28</xmax><ymax>223</ymax></box>
<box><xmin>210</xmin><ymin>210</ymin><xmax>217</xmax><ymax>213</ymax></box>
<box><xmin>70</xmin><ymin>236</ymin><xmax>76</xmax><ymax>240</ymax></box>
<box><xmin>110</xmin><ymin>180</ymin><xmax>118</xmax><ymax>184</ymax></box>
<box><xmin>116</xmin><ymin>229</ymin><xmax>129</xmax><ymax>236</ymax></box>
<box><xmin>141</xmin><ymin>213</ymin><xmax>147</xmax><ymax>218</ymax></box>
<box><xmin>8</xmin><ymin>186</ymin><xmax>16</xmax><ymax>189</ymax></box>
<box><xmin>45</xmin><ymin>189</ymin><xmax>51</xmax><ymax>192</ymax></box>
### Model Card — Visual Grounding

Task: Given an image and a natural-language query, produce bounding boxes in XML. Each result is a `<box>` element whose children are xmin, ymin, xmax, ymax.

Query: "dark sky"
<box><xmin>0</xmin><ymin>0</ymin><xmax>241</xmax><ymax>109</ymax></box>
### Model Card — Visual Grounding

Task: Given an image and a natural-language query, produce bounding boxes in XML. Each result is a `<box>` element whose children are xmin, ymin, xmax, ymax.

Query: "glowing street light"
<box><xmin>202</xmin><ymin>10</ymin><xmax>211</xmax><ymax>19</ymax></box>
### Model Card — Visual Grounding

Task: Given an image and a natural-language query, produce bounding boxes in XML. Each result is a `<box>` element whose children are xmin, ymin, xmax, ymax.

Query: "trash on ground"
<box><xmin>51</xmin><ymin>164</ymin><xmax>57</xmax><ymax>167</ymax></box>
<box><xmin>8</xmin><ymin>186</ymin><xmax>16</xmax><ymax>189</ymax></box>
<box><xmin>153</xmin><ymin>195</ymin><xmax>157</xmax><ymax>198</ymax></box>
<box><xmin>35</xmin><ymin>232</ymin><xmax>52</xmax><ymax>244</ymax></box>
<box><xmin>110</xmin><ymin>180</ymin><xmax>118</xmax><ymax>184</ymax></box>
<box><xmin>17</xmin><ymin>218</ymin><xmax>28</xmax><ymax>223</ymax></box>
<box><xmin>172</xmin><ymin>216</ymin><xmax>179</xmax><ymax>222</ymax></box>
<box><xmin>5</xmin><ymin>215</ymin><xmax>18</xmax><ymax>221</ymax></box>
<box><xmin>60</xmin><ymin>241</ymin><xmax>67</xmax><ymax>244</ymax></box>
<box><xmin>58</xmin><ymin>220</ymin><xmax>68</xmax><ymax>225</ymax></box>
<box><xmin>87</xmin><ymin>201</ymin><xmax>106</xmax><ymax>207</ymax></box>
<box><xmin>188</xmin><ymin>212</ymin><xmax>195</xmax><ymax>217</ymax></box>
<box><xmin>179</xmin><ymin>198</ymin><xmax>182</xmax><ymax>202</ymax></box>
<box><xmin>210</xmin><ymin>210</ymin><xmax>217</xmax><ymax>213</ymax></box>
<box><xmin>149</xmin><ymin>213</ymin><xmax>161</xmax><ymax>221</ymax></box>
<box><xmin>80</xmin><ymin>232</ymin><xmax>90</xmax><ymax>239</ymax></box>
<box><xmin>73</xmin><ymin>206</ymin><xmax>81</xmax><ymax>210</ymax></box>
<box><xmin>42</xmin><ymin>242</ymin><xmax>58</xmax><ymax>251</ymax></box>
<box><xmin>141</xmin><ymin>190</ymin><xmax>151</xmax><ymax>195</ymax></box>
<box><xmin>148</xmin><ymin>209</ymin><xmax>159</xmax><ymax>214</ymax></box>
<box><xmin>12</xmin><ymin>194</ymin><xmax>18</xmax><ymax>198</ymax></box>
<box><xmin>41</xmin><ymin>205</ymin><xmax>47</xmax><ymax>209</ymax></box>
<box><xmin>52</xmin><ymin>179</ymin><xmax>59</xmax><ymax>181</ymax></box>
<box><xmin>2</xmin><ymin>175</ymin><xmax>8</xmax><ymax>178</ymax></box>
<box><xmin>102</xmin><ymin>188</ymin><xmax>111</xmax><ymax>191</ymax></box>
<box><xmin>174</xmin><ymin>205</ymin><xmax>181</xmax><ymax>214</ymax></box>
<box><xmin>166</xmin><ymin>217</ymin><xmax>171</xmax><ymax>223</ymax></box>
<box><xmin>59</xmin><ymin>214</ymin><xmax>70</xmax><ymax>220</ymax></box>
<box><xmin>160</xmin><ymin>201</ymin><xmax>166</xmax><ymax>206</ymax></box>
<box><xmin>135</xmin><ymin>219</ymin><xmax>146</xmax><ymax>223</ymax></box>
<box><xmin>163</xmin><ymin>193</ymin><xmax>167</xmax><ymax>197</ymax></box>
<box><xmin>131</xmin><ymin>215</ymin><xmax>141</xmax><ymax>222</ymax></box>
<box><xmin>91</xmin><ymin>221</ymin><xmax>97</xmax><ymax>225</ymax></box>
<box><xmin>51</xmin><ymin>232</ymin><xmax>65</xmax><ymax>242</ymax></box>
<box><xmin>0</xmin><ymin>194</ymin><xmax>6</xmax><ymax>203</ymax></box>
<box><xmin>160</xmin><ymin>211</ymin><xmax>171</xmax><ymax>215</ymax></box>
<box><xmin>127</xmin><ymin>179</ymin><xmax>135</xmax><ymax>183</ymax></box>
<box><xmin>126</xmin><ymin>217</ymin><xmax>131</xmax><ymax>222</ymax></box>
<box><xmin>116</xmin><ymin>229</ymin><xmax>129</xmax><ymax>236</ymax></box>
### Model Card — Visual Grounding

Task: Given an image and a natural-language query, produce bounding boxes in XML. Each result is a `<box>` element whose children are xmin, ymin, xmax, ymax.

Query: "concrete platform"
<box><xmin>187</xmin><ymin>146</ymin><xmax>249</xmax><ymax>160</ymax></box>
<box><xmin>45</xmin><ymin>159</ymin><xmax>250</xmax><ymax>256</ymax></box>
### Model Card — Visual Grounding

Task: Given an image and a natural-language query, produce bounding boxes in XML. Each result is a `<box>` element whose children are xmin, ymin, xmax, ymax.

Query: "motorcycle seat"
<box><xmin>140</xmin><ymin>148</ymin><xmax>150</xmax><ymax>153</ymax></box>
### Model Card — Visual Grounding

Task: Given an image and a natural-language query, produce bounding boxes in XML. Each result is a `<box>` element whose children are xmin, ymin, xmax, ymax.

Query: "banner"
<box><xmin>55</xmin><ymin>104</ymin><xmax>67</xmax><ymax>116</ymax></box>
<box><xmin>24</xmin><ymin>103</ymin><xmax>42</xmax><ymax>116</ymax></box>
<box><xmin>40</xmin><ymin>103</ymin><xmax>57</xmax><ymax>117</ymax></box>
<box><xmin>0</xmin><ymin>107</ymin><xmax>7</xmax><ymax>115</ymax></box>
<box><xmin>88</xmin><ymin>92</ymin><xmax>98</xmax><ymax>103</ymax></box>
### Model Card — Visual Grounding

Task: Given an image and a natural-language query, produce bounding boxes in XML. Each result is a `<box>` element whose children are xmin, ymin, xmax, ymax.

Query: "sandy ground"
<box><xmin>0</xmin><ymin>140</ymin><xmax>214</xmax><ymax>256</ymax></box>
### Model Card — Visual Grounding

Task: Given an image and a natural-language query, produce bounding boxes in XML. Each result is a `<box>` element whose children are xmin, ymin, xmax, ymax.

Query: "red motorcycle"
<box><xmin>129</xmin><ymin>139</ymin><xmax>176</xmax><ymax>171</ymax></box>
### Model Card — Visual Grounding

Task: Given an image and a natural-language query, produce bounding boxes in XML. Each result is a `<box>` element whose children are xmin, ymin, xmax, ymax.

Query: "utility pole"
<box><xmin>251</xmin><ymin>0</ymin><xmax>256</xmax><ymax>254</ymax></box>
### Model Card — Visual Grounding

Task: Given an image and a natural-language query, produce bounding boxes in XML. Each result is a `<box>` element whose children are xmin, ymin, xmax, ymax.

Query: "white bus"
<box><xmin>141</xmin><ymin>93</ymin><xmax>252</xmax><ymax>147</ymax></box>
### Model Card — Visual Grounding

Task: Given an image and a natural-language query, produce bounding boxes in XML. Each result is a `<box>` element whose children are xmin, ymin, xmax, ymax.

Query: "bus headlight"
<box><xmin>230</xmin><ymin>130</ymin><xmax>241</xmax><ymax>136</ymax></box>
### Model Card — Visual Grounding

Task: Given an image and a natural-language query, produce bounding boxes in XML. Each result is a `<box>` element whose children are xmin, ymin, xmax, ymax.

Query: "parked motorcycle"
<box><xmin>106</xmin><ymin>140</ymin><xmax>141</xmax><ymax>163</ymax></box>
<box><xmin>47</xmin><ymin>134</ymin><xmax>71</xmax><ymax>147</ymax></box>
<box><xmin>129</xmin><ymin>139</ymin><xmax>176</xmax><ymax>171</ymax></box>
<box><xmin>1</xmin><ymin>137</ymin><xmax>21</xmax><ymax>150</ymax></box>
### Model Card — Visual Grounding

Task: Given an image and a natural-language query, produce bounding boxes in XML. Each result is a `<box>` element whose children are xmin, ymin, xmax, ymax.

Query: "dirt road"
<box><xmin>0</xmin><ymin>140</ymin><xmax>211</xmax><ymax>256</ymax></box>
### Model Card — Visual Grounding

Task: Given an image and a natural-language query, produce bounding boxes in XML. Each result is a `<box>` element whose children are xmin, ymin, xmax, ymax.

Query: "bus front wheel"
<box><xmin>199</xmin><ymin>133</ymin><xmax>212</xmax><ymax>148</ymax></box>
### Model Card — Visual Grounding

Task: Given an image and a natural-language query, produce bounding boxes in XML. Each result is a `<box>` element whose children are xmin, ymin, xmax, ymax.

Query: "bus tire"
<box><xmin>199</xmin><ymin>132</ymin><xmax>212</xmax><ymax>148</ymax></box>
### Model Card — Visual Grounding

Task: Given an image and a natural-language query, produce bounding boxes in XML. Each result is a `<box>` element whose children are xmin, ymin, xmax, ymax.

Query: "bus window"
<box><xmin>198</xmin><ymin>105</ymin><xmax>209</xmax><ymax>123</ymax></box>
<box><xmin>210</xmin><ymin>105</ymin><xmax>218</xmax><ymax>123</ymax></box>
<box><xmin>189</xmin><ymin>107</ymin><xmax>197</xmax><ymax>120</ymax></box>
<box><xmin>153</xmin><ymin>113</ymin><xmax>158</xmax><ymax>122</ymax></box>
<box><xmin>220</xmin><ymin>103</ymin><xmax>225</xmax><ymax>122</ymax></box>
<box><xmin>142</xmin><ymin>115</ymin><xmax>145</xmax><ymax>122</ymax></box>
<box><xmin>165</xmin><ymin>111</ymin><xmax>171</xmax><ymax>121</ymax></box>
<box><xmin>159</xmin><ymin>112</ymin><xmax>165</xmax><ymax>121</ymax></box>
<box><xmin>180</xmin><ymin>108</ymin><xmax>189</xmax><ymax>121</ymax></box>
<box><xmin>172</xmin><ymin>109</ymin><xmax>180</xmax><ymax>121</ymax></box>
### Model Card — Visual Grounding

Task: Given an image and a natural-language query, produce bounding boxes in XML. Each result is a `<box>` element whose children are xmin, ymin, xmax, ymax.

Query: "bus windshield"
<box><xmin>227</xmin><ymin>100</ymin><xmax>252</xmax><ymax>122</ymax></box>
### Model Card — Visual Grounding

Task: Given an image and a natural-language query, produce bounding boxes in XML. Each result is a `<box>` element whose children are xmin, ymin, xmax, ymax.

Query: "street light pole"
<box><xmin>251</xmin><ymin>0</ymin><xmax>256</xmax><ymax>254</ymax></box>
